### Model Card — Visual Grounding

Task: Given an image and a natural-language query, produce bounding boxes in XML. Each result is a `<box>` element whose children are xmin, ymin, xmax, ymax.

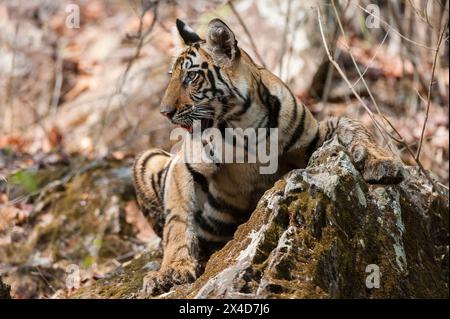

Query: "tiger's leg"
<box><xmin>141</xmin><ymin>155</ymin><xmax>201</xmax><ymax>295</ymax></box>
<box><xmin>133</xmin><ymin>149</ymin><xmax>172</xmax><ymax>238</ymax></box>
<box><xmin>317</xmin><ymin>117</ymin><xmax>405</xmax><ymax>184</ymax></box>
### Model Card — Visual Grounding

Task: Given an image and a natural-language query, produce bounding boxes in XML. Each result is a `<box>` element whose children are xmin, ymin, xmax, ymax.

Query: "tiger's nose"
<box><xmin>160</xmin><ymin>107</ymin><xmax>176</xmax><ymax>119</ymax></box>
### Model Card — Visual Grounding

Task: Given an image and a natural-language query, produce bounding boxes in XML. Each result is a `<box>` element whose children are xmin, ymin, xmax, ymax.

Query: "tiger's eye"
<box><xmin>187</xmin><ymin>71</ymin><xmax>197</xmax><ymax>81</ymax></box>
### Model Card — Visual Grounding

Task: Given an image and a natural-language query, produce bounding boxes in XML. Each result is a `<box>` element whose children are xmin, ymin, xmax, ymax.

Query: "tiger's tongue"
<box><xmin>181</xmin><ymin>125</ymin><xmax>193</xmax><ymax>133</ymax></box>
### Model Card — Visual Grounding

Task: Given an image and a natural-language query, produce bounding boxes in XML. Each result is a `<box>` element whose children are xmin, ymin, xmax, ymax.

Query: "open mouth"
<box><xmin>178</xmin><ymin>118</ymin><xmax>214</xmax><ymax>133</ymax></box>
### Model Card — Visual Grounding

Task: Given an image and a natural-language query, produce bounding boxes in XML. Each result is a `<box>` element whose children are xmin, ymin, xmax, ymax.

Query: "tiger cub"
<box><xmin>133</xmin><ymin>18</ymin><xmax>404</xmax><ymax>295</ymax></box>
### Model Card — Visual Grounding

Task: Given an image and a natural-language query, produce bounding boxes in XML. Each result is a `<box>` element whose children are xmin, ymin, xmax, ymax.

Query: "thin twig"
<box><xmin>50</xmin><ymin>42</ymin><xmax>64</xmax><ymax>120</ymax></box>
<box><xmin>351</xmin><ymin>27</ymin><xmax>391</xmax><ymax>88</ymax></box>
<box><xmin>227</xmin><ymin>0</ymin><xmax>267</xmax><ymax>68</ymax></box>
<box><xmin>357</xmin><ymin>4</ymin><xmax>437</xmax><ymax>51</ymax></box>
<box><xmin>33</xmin><ymin>266</ymin><xmax>56</xmax><ymax>293</ymax></box>
<box><xmin>415</xmin><ymin>19</ymin><xmax>448</xmax><ymax>160</ymax></box>
<box><xmin>407</xmin><ymin>0</ymin><xmax>434</xmax><ymax>28</ymax></box>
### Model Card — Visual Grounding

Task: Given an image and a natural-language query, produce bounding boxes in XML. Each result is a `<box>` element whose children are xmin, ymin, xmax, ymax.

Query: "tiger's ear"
<box><xmin>176</xmin><ymin>19</ymin><xmax>202</xmax><ymax>45</ymax></box>
<box><xmin>206</xmin><ymin>19</ymin><xmax>239</xmax><ymax>66</ymax></box>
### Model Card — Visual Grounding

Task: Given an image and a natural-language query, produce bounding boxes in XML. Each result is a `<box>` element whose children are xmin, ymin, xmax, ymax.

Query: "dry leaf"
<box><xmin>0</xmin><ymin>206</ymin><xmax>29</xmax><ymax>232</ymax></box>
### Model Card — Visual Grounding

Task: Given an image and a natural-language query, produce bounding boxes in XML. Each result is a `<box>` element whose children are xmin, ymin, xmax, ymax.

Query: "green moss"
<box><xmin>9</xmin><ymin>170</ymin><xmax>39</xmax><ymax>193</ymax></box>
<box><xmin>71</xmin><ymin>251</ymin><xmax>161</xmax><ymax>299</ymax></box>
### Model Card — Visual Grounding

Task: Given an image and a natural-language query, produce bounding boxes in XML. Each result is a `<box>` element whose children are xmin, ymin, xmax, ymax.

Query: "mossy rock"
<box><xmin>73</xmin><ymin>139</ymin><xmax>448</xmax><ymax>298</ymax></box>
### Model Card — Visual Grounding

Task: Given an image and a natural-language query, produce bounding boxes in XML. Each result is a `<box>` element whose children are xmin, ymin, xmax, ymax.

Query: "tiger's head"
<box><xmin>160</xmin><ymin>18</ymin><xmax>260</xmax><ymax>133</ymax></box>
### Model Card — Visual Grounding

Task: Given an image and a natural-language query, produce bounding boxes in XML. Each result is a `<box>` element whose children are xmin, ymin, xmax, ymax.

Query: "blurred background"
<box><xmin>0</xmin><ymin>0</ymin><xmax>448</xmax><ymax>298</ymax></box>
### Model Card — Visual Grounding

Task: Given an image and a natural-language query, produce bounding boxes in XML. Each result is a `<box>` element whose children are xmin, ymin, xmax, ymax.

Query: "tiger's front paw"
<box><xmin>350</xmin><ymin>144</ymin><xmax>405</xmax><ymax>185</ymax></box>
<box><xmin>143</xmin><ymin>265</ymin><xmax>196</xmax><ymax>296</ymax></box>
<box><xmin>362</xmin><ymin>158</ymin><xmax>405</xmax><ymax>184</ymax></box>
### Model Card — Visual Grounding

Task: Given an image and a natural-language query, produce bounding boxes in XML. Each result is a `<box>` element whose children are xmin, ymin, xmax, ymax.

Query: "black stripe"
<box><xmin>232</xmin><ymin>86</ymin><xmax>245</xmax><ymax>100</ymax></box>
<box><xmin>140</xmin><ymin>205</ymin><xmax>150</xmax><ymax>218</ymax></box>
<box><xmin>205</xmin><ymin>69</ymin><xmax>224</xmax><ymax>96</ymax></box>
<box><xmin>175</xmin><ymin>57</ymin><xmax>183</xmax><ymax>69</ymax></box>
<box><xmin>196</xmin><ymin>76</ymin><xmax>205</xmax><ymax>90</ymax></box>
<box><xmin>150</xmin><ymin>174</ymin><xmax>162</xmax><ymax>206</ymax></box>
<box><xmin>150</xmin><ymin>173</ymin><xmax>158</xmax><ymax>193</ymax></box>
<box><xmin>257</xmin><ymin>80</ymin><xmax>281</xmax><ymax>129</ymax></box>
<box><xmin>206</xmin><ymin>214</ymin><xmax>239</xmax><ymax>236</ymax></box>
<box><xmin>156</xmin><ymin>168</ymin><xmax>164</xmax><ymax>184</ymax></box>
<box><xmin>194</xmin><ymin>211</ymin><xmax>236</xmax><ymax>237</ymax></box>
<box><xmin>232</xmin><ymin>94</ymin><xmax>251</xmax><ymax>117</ymax></box>
<box><xmin>194</xmin><ymin>211</ymin><xmax>216</xmax><ymax>234</ymax></box>
<box><xmin>191</xmin><ymin>93</ymin><xmax>203</xmax><ymax>101</ymax></box>
<box><xmin>325</xmin><ymin>120</ymin><xmax>332</xmax><ymax>140</ymax></box>
<box><xmin>198</xmin><ymin>235</ymin><xmax>226</xmax><ymax>245</ymax></box>
<box><xmin>213</xmin><ymin>65</ymin><xmax>244</xmax><ymax>100</ymax></box>
<box><xmin>185</xmin><ymin>163</ymin><xmax>209</xmax><ymax>193</ymax></box>
<box><xmin>325</xmin><ymin>119</ymin><xmax>336</xmax><ymax>141</ymax></box>
<box><xmin>185</xmin><ymin>56</ymin><xmax>193</xmax><ymax>67</ymax></box>
<box><xmin>132</xmin><ymin>163</ymin><xmax>140</xmax><ymax>191</ymax></box>
<box><xmin>160</xmin><ymin>160</ymin><xmax>171</xmax><ymax>202</ymax></box>
<box><xmin>207</xmin><ymin>69</ymin><xmax>216</xmax><ymax>91</ymax></box>
<box><xmin>207</xmin><ymin>193</ymin><xmax>249</xmax><ymax>220</ymax></box>
<box><xmin>135</xmin><ymin>151</ymin><xmax>168</xmax><ymax>204</ymax></box>
<box><xmin>235</xmin><ymin>47</ymin><xmax>241</xmax><ymax>59</ymax></box>
<box><xmin>213</xmin><ymin>66</ymin><xmax>232</xmax><ymax>93</ymax></box>
<box><xmin>165</xmin><ymin>213</ymin><xmax>187</xmax><ymax>227</ymax></box>
<box><xmin>187</xmin><ymin>50</ymin><xmax>197</xmax><ymax>57</ymax></box>
<box><xmin>156</xmin><ymin>169</ymin><xmax>164</xmax><ymax>201</ymax></box>
<box><xmin>286</xmin><ymin>90</ymin><xmax>298</xmax><ymax>132</ymax></box>
<box><xmin>283</xmin><ymin>106</ymin><xmax>306</xmax><ymax>153</ymax></box>
<box><xmin>218</xmin><ymin>96</ymin><xmax>228</xmax><ymax>105</ymax></box>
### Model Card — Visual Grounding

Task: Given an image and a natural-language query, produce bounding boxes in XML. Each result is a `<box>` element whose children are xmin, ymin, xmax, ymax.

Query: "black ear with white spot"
<box><xmin>206</xmin><ymin>19</ymin><xmax>239</xmax><ymax>66</ymax></box>
<box><xmin>176</xmin><ymin>19</ymin><xmax>202</xmax><ymax>45</ymax></box>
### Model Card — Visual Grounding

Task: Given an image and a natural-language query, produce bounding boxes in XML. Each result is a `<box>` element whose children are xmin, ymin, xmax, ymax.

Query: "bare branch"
<box><xmin>357</xmin><ymin>4</ymin><xmax>437</xmax><ymax>51</ymax></box>
<box><xmin>351</xmin><ymin>27</ymin><xmax>391</xmax><ymax>88</ymax></box>
<box><xmin>50</xmin><ymin>41</ymin><xmax>65</xmax><ymax>120</ymax></box>
<box><xmin>416</xmin><ymin>18</ymin><xmax>448</xmax><ymax>160</ymax></box>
